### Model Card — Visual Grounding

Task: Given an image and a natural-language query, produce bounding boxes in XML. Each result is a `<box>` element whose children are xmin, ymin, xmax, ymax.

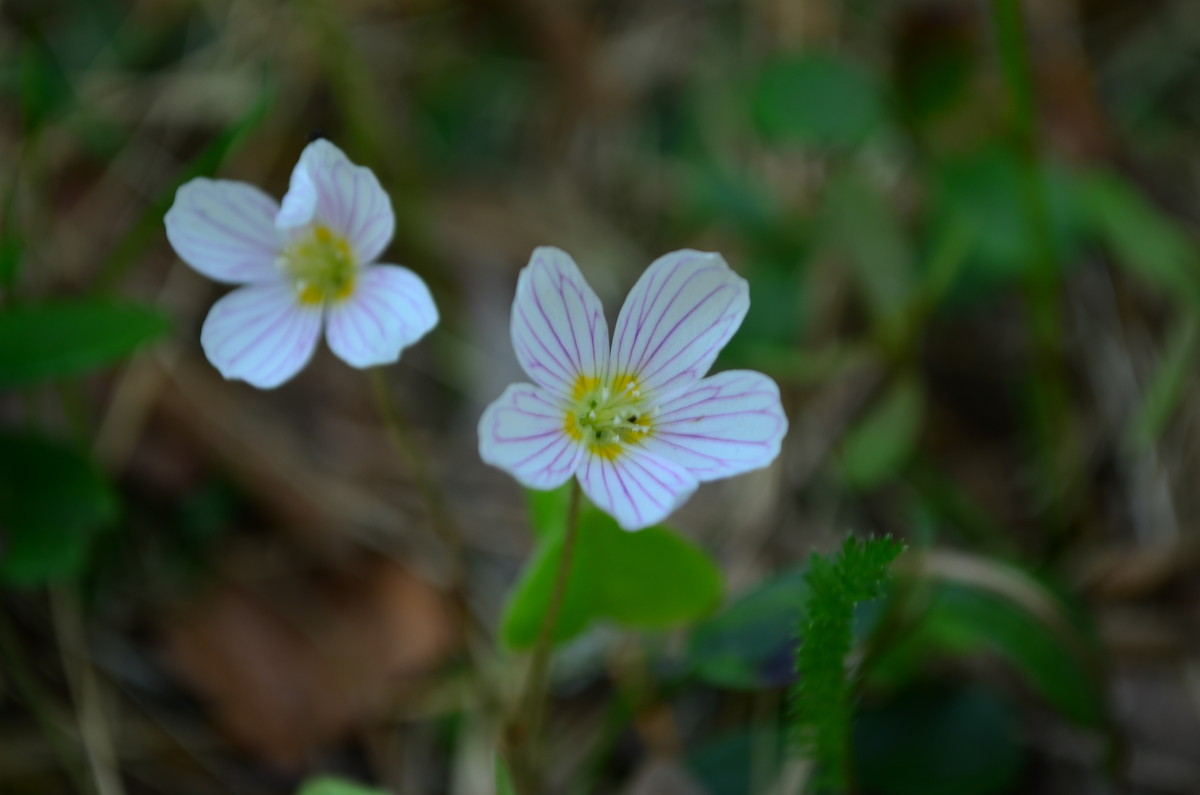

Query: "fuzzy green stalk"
<box><xmin>790</xmin><ymin>536</ymin><xmax>904</xmax><ymax>792</ymax></box>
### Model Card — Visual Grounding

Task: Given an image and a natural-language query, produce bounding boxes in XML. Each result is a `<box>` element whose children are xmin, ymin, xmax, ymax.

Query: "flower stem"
<box><xmin>505</xmin><ymin>480</ymin><xmax>583</xmax><ymax>793</ymax></box>
<box><xmin>365</xmin><ymin>366</ymin><xmax>516</xmax><ymax>777</ymax></box>
<box><xmin>366</xmin><ymin>368</ymin><xmax>484</xmax><ymax>644</ymax></box>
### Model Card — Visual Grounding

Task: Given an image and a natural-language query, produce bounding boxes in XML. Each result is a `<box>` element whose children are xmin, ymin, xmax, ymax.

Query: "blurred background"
<box><xmin>4</xmin><ymin>0</ymin><xmax>1200</xmax><ymax>792</ymax></box>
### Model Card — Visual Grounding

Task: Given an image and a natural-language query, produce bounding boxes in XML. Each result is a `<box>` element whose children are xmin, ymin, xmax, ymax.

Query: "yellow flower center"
<box><xmin>279</xmin><ymin>224</ymin><xmax>356</xmax><ymax>305</ymax></box>
<box><xmin>564</xmin><ymin>373</ymin><xmax>653</xmax><ymax>460</ymax></box>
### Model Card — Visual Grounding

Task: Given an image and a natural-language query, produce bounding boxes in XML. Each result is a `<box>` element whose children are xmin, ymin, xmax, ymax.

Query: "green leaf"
<box><xmin>1128</xmin><ymin>314</ymin><xmax>1200</xmax><ymax>449</ymax></box>
<box><xmin>0</xmin><ymin>432</ymin><xmax>118</xmax><ymax>585</ymax></box>
<box><xmin>1082</xmin><ymin>170</ymin><xmax>1200</xmax><ymax>304</ymax></box>
<box><xmin>752</xmin><ymin>52</ymin><xmax>885</xmax><ymax>147</ymax></box>
<box><xmin>495</xmin><ymin>754</ymin><xmax>517</xmax><ymax>795</ymax></box>
<box><xmin>821</xmin><ymin>170</ymin><xmax>914</xmax><ymax>329</ymax></box>
<box><xmin>853</xmin><ymin>683</ymin><xmax>1023</xmax><ymax>795</ymax></box>
<box><xmin>872</xmin><ymin>552</ymin><xmax>1108</xmax><ymax>728</ymax></box>
<box><xmin>296</xmin><ymin>777</ymin><xmax>388</xmax><ymax>795</ymax></box>
<box><xmin>837</xmin><ymin>376</ymin><xmax>925</xmax><ymax>489</ymax></box>
<box><xmin>688</xmin><ymin>567</ymin><xmax>808</xmax><ymax>689</ymax></box>
<box><xmin>502</xmin><ymin>523</ymin><xmax>593</xmax><ymax>647</ymax></box>
<box><xmin>501</xmin><ymin>505</ymin><xmax>723</xmax><ymax>649</ymax></box>
<box><xmin>524</xmin><ymin>483</ymin><xmax>573</xmax><ymax>540</ymax></box>
<box><xmin>0</xmin><ymin>300</ymin><xmax>170</xmax><ymax>387</ymax></box>
<box><xmin>923</xmin><ymin>584</ymin><xmax>1104</xmax><ymax>726</ymax></box>
<box><xmin>592</xmin><ymin>518</ymin><xmax>723</xmax><ymax>625</ymax></box>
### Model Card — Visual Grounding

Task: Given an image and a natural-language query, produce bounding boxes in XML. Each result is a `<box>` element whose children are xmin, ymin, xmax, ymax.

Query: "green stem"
<box><xmin>367</xmin><ymin>368</ymin><xmax>471</xmax><ymax>605</ymax></box>
<box><xmin>990</xmin><ymin>0</ymin><xmax>1074</xmax><ymax>536</ymax></box>
<box><xmin>506</xmin><ymin>480</ymin><xmax>583</xmax><ymax>794</ymax></box>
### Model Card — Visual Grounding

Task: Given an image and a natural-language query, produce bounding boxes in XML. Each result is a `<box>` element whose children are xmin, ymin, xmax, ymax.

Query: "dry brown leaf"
<box><xmin>163</xmin><ymin>555</ymin><xmax>459</xmax><ymax>767</ymax></box>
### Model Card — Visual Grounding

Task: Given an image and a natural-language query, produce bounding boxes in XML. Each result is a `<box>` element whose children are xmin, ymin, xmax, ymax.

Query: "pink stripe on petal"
<box><xmin>577</xmin><ymin>447</ymin><xmax>697</xmax><ymax>531</ymax></box>
<box><xmin>165</xmin><ymin>179</ymin><xmax>282</xmax><ymax>284</ymax></box>
<box><xmin>510</xmin><ymin>247</ymin><xmax>610</xmax><ymax>398</ymax></box>
<box><xmin>325</xmin><ymin>265</ymin><xmax>438</xmax><ymax>368</ymax></box>
<box><xmin>642</xmin><ymin>370</ymin><xmax>787</xmax><ymax>481</ymax></box>
<box><xmin>479</xmin><ymin>383</ymin><xmax>583</xmax><ymax>489</ymax></box>
<box><xmin>200</xmin><ymin>281</ymin><xmax>322</xmax><ymax>389</ymax></box>
<box><xmin>276</xmin><ymin>140</ymin><xmax>395</xmax><ymax>264</ymax></box>
<box><xmin>609</xmin><ymin>250</ymin><xmax>749</xmax><ymax>395</ymax></box>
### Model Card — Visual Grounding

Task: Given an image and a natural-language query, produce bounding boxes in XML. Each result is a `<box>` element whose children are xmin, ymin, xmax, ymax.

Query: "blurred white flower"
<box><xmin>165</xmin><ymin>139</ymin><xmax>438</xmax><ymax>388</ymax></box>
<box><xmin>479</xmin><ymin>247</ymin><xmax>788</xmax><ymax>531</ymax></box>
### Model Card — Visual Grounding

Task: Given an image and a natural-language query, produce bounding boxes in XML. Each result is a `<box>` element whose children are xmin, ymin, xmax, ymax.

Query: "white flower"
<box><xmin>164</xmin><ymin>139</ymin><xmax>438</xmax><ymax>388</ymax></box>
<box><xmin>478</xmin><ymin>247</ymin><xmax>788</xmax><ymax>531</ymax></box>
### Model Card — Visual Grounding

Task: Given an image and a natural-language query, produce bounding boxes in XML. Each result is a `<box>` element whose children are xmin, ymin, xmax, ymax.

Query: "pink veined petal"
<box><xmin>641</xmin><ymin>370</ymin><xmax>788</xmax><ymax>482</ymax></box>
<box><xmin>200</xmin><ymin>280</ymin><xmax>323</xmax><ymax>389</ymax></box>
<box><xmin>609</xmin><ymin>250</ymin><xmax>749</xmax><ymax>395</ymax></box>
<box><xmin>164</xmin><ymin>179</ymin><xmax>282</xmax><ymax>284</ymax></box>
<box><xmin>325</xmin><ymin>265</ymin><xmax>439</xmax><ymax>368</ymax></box>
<box><xmin>577</xmin><ymin>447</ymin><xmax>698</xmax><ymax>531</ymax></box>
<box><xmin>276</xmin><ymin>139</ymin><xmax>395</xmax><ymax>264</ymax></box>
<box><xmin>478</xmin><ymin>383</ymin><xmax>584</xmax><ymax>490</ymax></box>
<box><xmin>510</xmin><ymin>247</ymin><xmax>610</xmax><ymax>397</ymax></box>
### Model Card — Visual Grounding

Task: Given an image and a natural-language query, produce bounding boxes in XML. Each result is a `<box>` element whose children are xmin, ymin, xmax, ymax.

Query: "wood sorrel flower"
<box><xmin>479</xmin><ymin>247</ymin><xmax>788</xmax><ymax>531</ymax></box>
<box><xmin>165</xmin><ymin>139</ymin><xmax>438</xmax><ymax>388</ymax></box>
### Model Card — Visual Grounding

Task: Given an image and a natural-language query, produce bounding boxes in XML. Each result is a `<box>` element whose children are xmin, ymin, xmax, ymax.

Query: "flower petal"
<box><xmin>510</xmin><ymin>247</ymin><xmax>610</xmax><ymax>396</ymax></box>
<box><xmin>642</xmin><ymin>370</ymin><xmax>787</xmax><ymax>481</ymax></box>
<box><xmin>610</xmin><ymin>250</ymin><xmax>749</xmax><ymax>395</ymax></box>
<box><xmin>200</xmin><ymin>280</ymin><xmax>323</xmax><ymax>389</ymax></box>
<box><xmin>325</xmin><ymin>265</ymin><xmax>439</xmax><ymax>368</ymax></box>
<box><xmin>276</xmin><ymin>139</ymin><xmax>394</xmax><ymax>264</ymax></box>
<box><xmin>577</xmin><ymin>447</ymin><xmax>698</xmax><ymax>531</ymax></box>
<box><xmin>164</xmin><ymin>179</ymin><xmax>281</xmax><ymax>284</ymax></box>
<box><xmin>479</xmin><ymin>383</ymin><xmax>584</xmax><ymax>489</ymax></box>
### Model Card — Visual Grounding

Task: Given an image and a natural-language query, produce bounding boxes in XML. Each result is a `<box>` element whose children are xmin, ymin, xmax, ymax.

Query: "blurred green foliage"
<box><xmin>752</xmin><ymin>52</ymin><xmax>886</xmax><ymax>148</ymax></box>
<box><xmin>495</xmin><ymin>754</ymin><xmax>518</xmax><ymax>795</ymax></box>
<box><xmin>296</xmin><ymin>777</ymin><xmax>388</xmax><ymax>795</ymax></box>
<box><xmin>0</xmin><ymin>300</ymin><xmax>169</xmax><ymax>387</ymax></box>
<box><xmin>868</xmin><ymin>574</ymin><xmax>1107</xmax><ymax>728</ymax></box>
<box><xmin>837</xmin><ymin>376</ymin><xmax>925</xmax><ymax>490</ymax></box>
<box><xmin>853</xmin><ymin>683</ymin><xmax>1023</xmax><ymax>795</ymax></box>
<box><xmin>688</xmin><ymin>566</ymin><xmax>808</xmax><ymax>690</ymax></box>
<box><xmin>0</xmin><ymin>431</ymin><xmax>117</xmax><ymax>585</ymax></box>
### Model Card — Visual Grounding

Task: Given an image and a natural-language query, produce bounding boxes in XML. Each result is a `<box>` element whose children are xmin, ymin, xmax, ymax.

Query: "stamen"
<box><xmin>279</xmin><ymin>224</ymin><xmax>356</xmax><ymax>304</ymax></box>
<box><xmin>565</xmin><ymin>372</ymin><xmax>655</xmax><ymax>456</ymax></box>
